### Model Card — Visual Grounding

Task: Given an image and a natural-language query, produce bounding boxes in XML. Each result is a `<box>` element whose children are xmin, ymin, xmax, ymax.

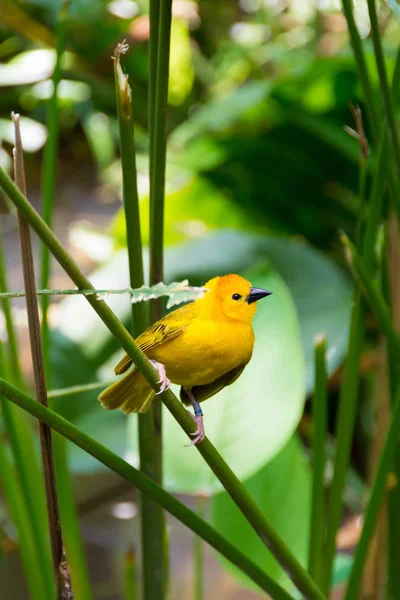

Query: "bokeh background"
<box><xmin>0</xmin><ymin>0</ymin><xmax>397</xmax><ymax>598</ymax></box>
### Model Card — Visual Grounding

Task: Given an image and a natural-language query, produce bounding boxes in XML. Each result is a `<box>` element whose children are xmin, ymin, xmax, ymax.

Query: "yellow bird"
<box><xmin>98</xmin><ymin>274</ymin><xmax>271</xmax><ymax>444</ymax></box>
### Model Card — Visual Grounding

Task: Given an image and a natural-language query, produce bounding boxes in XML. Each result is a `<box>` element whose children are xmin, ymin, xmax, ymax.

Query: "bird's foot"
<box><xmin>151</xmin><ymin>360</ymin><xmax>171</xmax><ymax>395</ymax></box>
<box><xmin>185</xmin><ymin>412</ymin><xmax>205</xmax><ymax>446</ymax></box>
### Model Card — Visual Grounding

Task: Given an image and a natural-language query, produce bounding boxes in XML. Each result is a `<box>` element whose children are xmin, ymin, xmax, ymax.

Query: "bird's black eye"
<box><xmin>232</xmin><ymin>293</ymin><xmax>242</xmax><ymax>301</ymax></box>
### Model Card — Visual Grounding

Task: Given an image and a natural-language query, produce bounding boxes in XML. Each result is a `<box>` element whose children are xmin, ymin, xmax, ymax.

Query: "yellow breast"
<box><xmin>149</xmin><ymin>319</ymin><xmax>255</xmax><ymax>387</ymax></box>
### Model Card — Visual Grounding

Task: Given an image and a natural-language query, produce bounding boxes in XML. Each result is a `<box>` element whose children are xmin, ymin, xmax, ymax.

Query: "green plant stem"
<box><xmin>361</xmin><ymin>17</ymin><xmax>400</xmax><ymax>592</ymax></box>
<box><xmin>194</xmin><ymin>495</ymin><xmax>206</xmax><ymax>600</ymax></box>
<box><xmin>308</xmin><ymin>335</ymin><xmax>328</xmax><ymax>585</ymax></box>
<box><xmin>341</xmin><ymin>0</ymin><xmax>400</xmax><ymax>223</ymax></box>
<box><xmin>323</xmin><ymin>45</ymin><xmax>400</xmax><ymax>593</ymax></box>
<box><xmin>344</xmin><ymin>386</ymin><xmax>400</xmax><ymax>600</ymax></box>
<box><xmin>124</xmin><ymin>549</ymin><xmax>137</xmax><ymax>600</ymax></box>
<box><xmin>0</xmin><ymin>164</ymin><xmax>327</xmax><ymax>600</ymax></box>
<box><xmin>114</xmin><ymin>42</ymin><xmax>165</xmax><ymax>600</ymax></box>
<box><xmin>342</xmin><ymin>234</ymin><xmax>400</xmax><ymax>597</ymax></box>
<box><xmin>0</xmin><ymin>377</ymin><xmax>296</xmax><ymax>600</ymax></box>
<box><xmin>39</xmin><ymin>0</ymin><xmax>69</xmax><ymax>380</ymax></box>
<box><xmin>366</xmin><ymin>0</ymin><xmax>400</xmax><ymax>172</ymax></box>
<box><xmin>149</xmin><ymin>0</ymin><xmax>160</xmax><ymax>189</ymax></box>
<box><xmin>342</xmin><ymin>235</ymin><xmax>400</xmax><ymax>356</ymax></box>
<box><xmin>341</xmin><ymin>0</ymin><xmax>380</xmax><ymax>137</ymax></box>
<box><xmin>322</xmin><ymin>89</ymin><xmax>394</xmax><ymax>594</ymax></box>
<box><xmin>148</xmin><ymin>1</ymin><xmax>172</xmax><ymax>592</ymax></box>
<box><xmin>149</xmin><ymin>0</ymin><xmax>172</xmax><ymax>290</ymax></box>
<box><xmin>53</xmin><ymin>435</ymin><xmax>93</xmax><ymax>600</ymax></box>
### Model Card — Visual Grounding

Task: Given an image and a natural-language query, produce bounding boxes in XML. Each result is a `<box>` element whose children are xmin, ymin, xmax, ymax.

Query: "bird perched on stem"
<box><xmin>99</xmin><ymin>274</ymin><xmax>271</xmax><ymax>445</ymax></box>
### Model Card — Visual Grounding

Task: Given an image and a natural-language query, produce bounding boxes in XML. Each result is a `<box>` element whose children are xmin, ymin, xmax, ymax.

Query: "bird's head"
<box><xmin>201</xmin><ymin>274</ymin><xmax>272</xmax><ymax>323</ymax></box>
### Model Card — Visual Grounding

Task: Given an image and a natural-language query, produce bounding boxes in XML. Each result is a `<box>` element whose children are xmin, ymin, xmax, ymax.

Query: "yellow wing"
<box><xmin>180</xmin><ymin>361</ymin><xmax>249</xmax><ymax>405</ymax></box>
<box><xmin>114</xmin><ymin>302</ymin><xmax>198</xmax><ymax>375</ymax></box>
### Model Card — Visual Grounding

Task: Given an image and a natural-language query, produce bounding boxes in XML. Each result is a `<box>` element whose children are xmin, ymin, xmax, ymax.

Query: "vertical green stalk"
<box><xmin>124</xmin><ymin>549</ymin><xmax>137</xmax><ymax>600</ymax></box>
<box><xmin>339</xmin><ymin>5</ymin><xmax>400</xmax><ymax>595</ymax></box>
<box><xmin>53</xmin><ymin>435</ymin><xmax>93</xmax><ymax>599</ymax></box>
<box><xmin>343</xmin><ymin>388</ymin><xmax>400</xmax><ymax>600</ymax></box>
<box><xmin>308</xmin><ymin>335</ymin><xmax>327</xmax><ymax>585</ymax></box>
<box><xmin>340</xmin><ymin>0</ymin><xmax>380</xmax><ymax>137</ymax></box>
<box><xmin>366</xmin><ymin>0</ymin><xmax>400</xmax><ymax>172</ymax></box>
<box><xmin>194</xmin><ymin>495</ymin><xmax>206</xmax><ymax>600</ymax></box>
<box><xmin>40</xmin><ymin>0</ymin><xmax>69</xmax><ymax>378</ymax></box>
<box><xmin>340</xmin><ymin>237</ymin><xmax>400</xmax><ymax>599</ymax></box>
<box><xmin>149</xmin><ymin>0</ymin><xmax>172</xmax><ymax>292</ymax></box>
<box><xmin>322</xmin><ymin>45</ymin><xmax>400</xmax><ymax>591</ymax></box>
<box><xmin>149</xmin><ymin>0</ymin><xmax>160</xmax><ymax>181</ymax></box>
<box><xmin>114</xmin><ymin>43</ymin><xmax>164</xmax><ymax>600</ymax></box>
<box><xmin>341</xmin><ymin>0</ymin><xmax>400</xmax><ymax>222</ymax></box>
<box><xmin>362</xmin><ymin>10</ymin><xmax>400</xmax><ymax>591</ymax></box>
<box><xmin>148</xmin><ymin>1</ymin><xmax>172</xmax><ymax>589</ymax></box>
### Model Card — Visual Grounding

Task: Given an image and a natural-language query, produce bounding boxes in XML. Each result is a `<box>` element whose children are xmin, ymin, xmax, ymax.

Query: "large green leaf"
<box><xmin>212</xmin><ymin>434</ymin><xmax>311</xmax><ymax>595</ymax></box>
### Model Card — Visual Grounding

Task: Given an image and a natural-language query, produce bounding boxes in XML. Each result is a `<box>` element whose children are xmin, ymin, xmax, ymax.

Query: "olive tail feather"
<box><xmin>98</xmin><ymin>369</ymin><xmax>155</xmax><ymax>413</ymax></box>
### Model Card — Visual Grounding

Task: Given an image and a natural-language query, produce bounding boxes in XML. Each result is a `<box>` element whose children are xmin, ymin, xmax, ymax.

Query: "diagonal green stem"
<box><xmin>114</xmin><ymin>40</ymin><xmax>165</xmax><ymax>600</ymax></box>
<box><xmin>0</xmin><ymin>377</ymin><xmax>296</xmax><ymax>600</ymax></box>
<box><xmin>0</xmin><ymin>164</ymin><xmax>326</xmax><ymax>600</ymax></box>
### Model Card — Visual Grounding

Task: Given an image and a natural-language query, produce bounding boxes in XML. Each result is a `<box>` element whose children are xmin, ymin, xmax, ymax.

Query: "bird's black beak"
<box><xmin>246</xmin><ymin>287</ymin><xmax>272</xmax><ymax>304</ymax></box>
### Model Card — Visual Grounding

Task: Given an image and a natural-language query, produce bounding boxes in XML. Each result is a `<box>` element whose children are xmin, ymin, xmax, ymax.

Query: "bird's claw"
<box><xmin>185</xmin><ymin>413</ymin><xmax>205</xmax><ymax>446</ymax></box>
<box><xmin>151</xmin><ymin>360</ymin><xmax>171</xmax><ymax>395</ymax></box>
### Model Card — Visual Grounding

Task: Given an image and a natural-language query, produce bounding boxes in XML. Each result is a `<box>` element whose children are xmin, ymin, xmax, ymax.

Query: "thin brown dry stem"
<box><xmin>11</xmin><ymin>112</ymin><xmax>73</xmax><ymax>600</ymax></box>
